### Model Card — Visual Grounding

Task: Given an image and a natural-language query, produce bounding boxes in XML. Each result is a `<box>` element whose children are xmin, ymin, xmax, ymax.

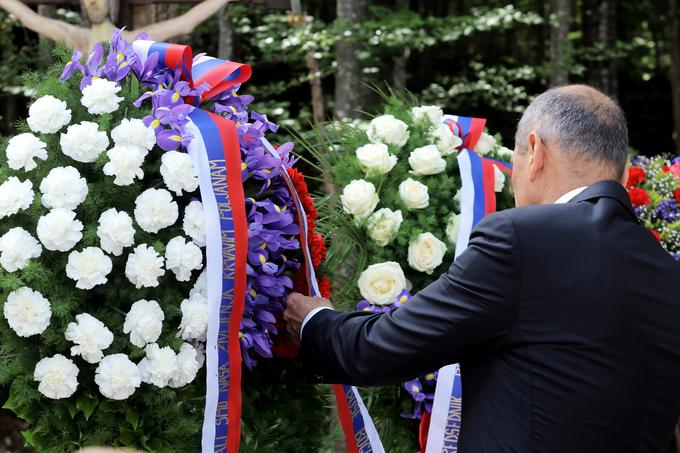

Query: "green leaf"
<box><xmin>125</xmin><ymin>407</ymin><xmax>140</xmax><ymax>430</ymax></box>
<box><xmin>65</xmin><ymin>399</ymin><xmax>79</xmax><ymax>419</ymax></box>
<box><xmin>21</xmin><ymin>429</ymin><xmax>35</xmax><ymax>446</ymax></box>
<box><xmin>76</xmin><ymin>393</ymin><xmax>99</xmax><ymax>421</ymax></box>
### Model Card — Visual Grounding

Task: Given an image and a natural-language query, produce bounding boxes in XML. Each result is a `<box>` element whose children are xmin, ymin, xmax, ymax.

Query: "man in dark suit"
<box><xmin>283</xmin><ymin>85</ymin><xmax>680</xmax><ymax>452</ymax></box>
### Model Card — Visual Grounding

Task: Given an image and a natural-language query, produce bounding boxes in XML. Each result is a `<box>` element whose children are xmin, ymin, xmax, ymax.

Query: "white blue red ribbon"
<box><xmin>425</xmin><ymin>115</ymin><xmax>511</xmax><ymax>453</ymax></box>
<box><xmin>261</xmin><ymin>137</ymin><xmax>385</xmax><ymax>453</ymax></box>
<box><xmin>134</xmin><ymin>40</ymin><xmax>249</xmax><ymax>453</ymax></box>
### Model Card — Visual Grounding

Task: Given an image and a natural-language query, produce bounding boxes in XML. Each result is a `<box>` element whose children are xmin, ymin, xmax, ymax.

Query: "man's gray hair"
<box><xmin>515</xmin><ymin>85</ymin><xmax>629</xmax><ymax>177</ymax></box>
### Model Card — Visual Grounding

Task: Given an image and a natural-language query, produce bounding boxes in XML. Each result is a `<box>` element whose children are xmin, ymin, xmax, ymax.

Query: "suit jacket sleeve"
<box><xmin>300</xmin><ymin>211</ymin><xmax>522</xmax><ymax>386</ymax></box>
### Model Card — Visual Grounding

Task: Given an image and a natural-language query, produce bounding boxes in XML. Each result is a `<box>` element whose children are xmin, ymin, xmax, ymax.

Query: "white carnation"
<box><xmin>408</xmin><ymin>232</ymin><xmax>448</xmax><ymax>274</ymax></box>
<box><xmin>165</xmin><ymin>236</ymin><xmax>203</xmax><ymax>282</ymax></box>
<box><xmin>27</xmin><ymin>95</ymin><xmax>72</xmax><ymax>134</ymax></box>
<box><xmin>66</xmin><ymin>247</ymin><xmax>113</xmax><ymax>289</ymax></box>
<box><xmin>34</xmin><ymin>354</ymin><xmax>79</xmax><ymax>399</ymax></box>
<box><xmin>431</xmin><ymin>123</ymin><xmax>463</xmax><ymax>156</ymax></box>
<box><xmin>497</xmin><ymin>146</ymin><xmax>514</xmax><ymax>159</ymax></box>
<box><xmin>494</xmin><ymin>164</ymin><xmax>506</xmax><ymax>192</ymax></box>
<box><xmin>3</xmin><ymin>287</ymin><xmax>51</xmax><ymax>337</ymax></box>
<box><xmin>367</xmin><ymin>208</ymin><xmax>403</xmax><ymax>246</ymax></box>
<box><xmin>408</xmin><ymin>145</ymin><xmax>447</xmax><ymax>175</ymax></box>
<box><xmin>125</xmin><ymin>244</ymin><xmax>165</xmax><ymax>288</ymax></box>
<box><xmin>5</xmin><ymin>133</ymin><xmax>47</xmax><ymax>171</ymax></box>
<box><xmin>123</xmin><ymin>299</ymin><xmax>164</xmax><ymax>348</ymax></box>
<box><xmin>65</xmin><ymin>313</ymin><xmax>114</xmax><ymax>363</ymax></box>
<box><xmin>60</xmin><ymin>121</ymin><xmax>109</xmax><ymax>163</ymax></box>
<box><xmin>445</xmin><ymin>214</ymin><xmax>461</xmax><ymax>244</ymax></box>
<box><xmin>169</xmin><ymin>343</ymin><xmax>201</xmax><ymax>388</ymax></box>
<box><xmin>183</xmin><ymin>200</ymin><xmax>206</xmax><ymax>247</ymax></box>
<box><xmin>103</xmin><ymin>145</ymin><xmax>147</xmax><ymax>186</ymax></box>
<box><xmin>111</xmin><ymin>118</ymin><xmax>156</xmax><ymax>150</ymax></box>
<box><xmin>340</xmin><ymin>179</ymin><xmax>379</xmax><ymax>219</ymax></box>
<box><xmin>0</xmin><ymin>227</ymin><xmax>41</xmax><ymax>272</ymax></box>
<box><xmin>355</xmin><ymin>143</ymin><xmax>397</xmax><ymax>176</ymax></box>
<box><xmin>37</xmin><ymin>209</ymin><xmax>83</xmax><ymax>252</ymax></box>
<box><xmin>367</xmin><ymin>114</ymin><xmax>410</xmax><ymax>148</ymax></box>
<box><xmin>399</xmin><ymin>178</ymin><xmax>429</xmax><ymax>209</ymax></box>
<box><xmin>474</xmin><ymin>132</ymin><xmax>496</xmax><ymax>155</ymax></box>
<box><xmin>96</xmin><ymin>208</ymin><xmax>135</xmax><ymax>256</ymax></box>
<box><xmin>39</xmin><ymin>166</ymin><xmax>88</xmax><ymax>210</ymax></box>
<box><xmin>134</xmin><ymin>188</ymin><xmax>179</xmax><ymax>233</ymax></box>
<box><xmin>81</xmin><ymin>77</ymin><xmax>123</xmax><ymax>115</ymax></box>
<box><xmin>160</xmin><ymin>151</ymin><xmax>199</xmax><ymax>196</ymax></box>
<box><xmin>411</xmin><ymin>105</ymin><xmax>443</xmax><ymax>125</ymax></box>
<box><xmin>357</xmin><ymin>262</ymin><xmax>406</xmax><ymax>306</ymax></box>
<box><xmin>95</xmin><ymin>354</ymin><xmax>141</xmax><ymax>400</ymax></box>
<box><xmin>178</xmin><ymin>295</ymin><xmax>208</xmax><ymax>341</ymax></box>
<box><xmin>190</xmin><ymin>269</ymin><xmax>207</xmax><ymax>300</ymax></box>
<box><xmin>0</xmin><ymin>177</ymin><xmax>34</xmax><ymax>219</ymax></box>
<box><xmin>138</xmin><ymin>343</ymin><xmax>178</xmax><ymax>388</ymax></box>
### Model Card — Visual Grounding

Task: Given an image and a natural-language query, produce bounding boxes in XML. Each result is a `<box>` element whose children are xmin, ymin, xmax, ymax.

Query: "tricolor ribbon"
<box><xmin>424</xmin><ymin>115</ymin><xmax>512</xmax><ymax>453</ymax></box>
<box><xmin>260</xmin><ymin>138</ymin><xmax>385</xmax><ymax>453</ymax></box>
<box><xmin>133</xmin><ymin>41</ymin><xmax>250</xmax><ymax>453</ymax></box>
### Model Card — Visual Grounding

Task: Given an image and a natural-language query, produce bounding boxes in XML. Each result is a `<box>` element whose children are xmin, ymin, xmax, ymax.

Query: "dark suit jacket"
<box><xmin>301</xmin><ymin>180</ymin><xmax>680</xmax><ymax>452</ymax></box>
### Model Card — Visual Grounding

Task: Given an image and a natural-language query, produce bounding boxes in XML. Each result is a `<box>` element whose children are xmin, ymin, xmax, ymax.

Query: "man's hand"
<box><xmin>283</xmin><ymin>292</ymin><xmax>333</xmax><ymax>342</ymax></box>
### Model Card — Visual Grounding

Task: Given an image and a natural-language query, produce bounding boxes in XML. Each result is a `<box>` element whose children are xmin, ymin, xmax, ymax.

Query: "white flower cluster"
<box><xmin>125</xmin><ymin>244</ymin><xmax>165</xmax><ymax>288</ymax></box>
<box><xmin>60</xmin><ymin>121</ymin><xmax>109</xmax><ymax>163</ymax></box>
<box><xmin>124</xmin><ymin>299</ymin><xmax>164</xmax><ymax>347</ymax></box>
<box><xmin>95</xmin><ymin>353</ymin><xmax>141</xmax><ymax>400</ymax></box>
<box><xmin>0</xmin><ymin>227</ymin><xmax>42</xmax><ymax>272</ymax></box>
<box><xmin>27</xmin><ymin>95</ymin><xmax>72</xmax><ymax>134</ymax></box>
<box><xmin>34</xmin><ymin>354</ymin><xmax>79</xmax><ymax>399</ymax></box>
<box><xmin>3</xmin><ymin>287</ymin><xmax>51</xmax><ymax>337</ymax></box>
<box><xmin>134</xmin><ymin>188</ymin><xmax>179</xmax><ymax>233</ymax></box>
<box><xmin>160</xmin><ymin>151</ymin><xmax>199</xmax><ymax>195</ymax></box>
<box><xmin>103</xmin><ymin>118</ymin><xmax>156</xmax><ymax>186</ymax></box>
<box><xmin>165</xmin><ymin>236</ymin><xmax>203</xmax><ymax>282</ymax></box>
<box><xmin>357</xmin><ymin>262</ymin><xmax>406</xmax><ymax>306</ymax></box>
<box><xmin>138</xmin><ymin>342</ymin><xmax>201</xmax><ymax>388</ymax></box>
<box><xmin>65</xmin><ymin>313</ymin><xmax>113</xmax><ymax>363</ymax></box>
<box><xmin>5</xmin><ymin>133</ymin><xmax>47</xmax><ymax>171</ymax></box>
<box><xmin>66</xmin><ymin>247</ymin><xmax>112</xmax><ymax>289</ymax></box>
<box><xmin>37</xmin><ymin>208</ymin><xmax>83</xmax><ymax>252</ymax></box>
<box><xmin>81</xmin><ymin>78</ymin><xmax>123</xmax><ymax>115</ymax></box>
<box><xmin>0</xmin><ymin>177</ymin><xmax>34</xmax><ymax>219</ymax></box>
<box><xmin>40</xmin><ymin>166</ymin><xmax>88</xmax><ymax>210</ymax></box>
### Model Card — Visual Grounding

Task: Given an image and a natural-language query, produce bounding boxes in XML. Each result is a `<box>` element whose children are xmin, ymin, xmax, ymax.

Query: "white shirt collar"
<box><xmin>554</xmin><ymin>186</ymin><xmax>588</xmax><ymax>204</ymax></box>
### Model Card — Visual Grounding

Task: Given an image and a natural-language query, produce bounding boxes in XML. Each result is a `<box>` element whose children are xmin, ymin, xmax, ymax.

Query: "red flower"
<box><xmin>319</xmin><ymin>277</ymin><xmax>331</xmax><ymax>299</ymax></box>
<box><xmin>626</xmin><ymin>166</ymin><xmax>646</xmax><ymax>187</ymax></box>
<box><xmin>310</xmin><ymin>233</ymin><xmax>327</xmax><ymax>269</ymax></box>
<box><xmin>674</xmin><ymin>188</ymin><xmax>680</xmax><ymax>204</ymax></box>
<box><xmin>628</xmin><ymin>187</ymin><xmax>650</xmax><ymax>206</ymax></box>
<box><xmin>662</xmin><ymin>166</ymin><xmax>670</xmax><ymax>173</ymax></box>
<box><xmin>648</xmin><ymin>229</ymin><xmax>661</xmax><ymax>242</ymax></box>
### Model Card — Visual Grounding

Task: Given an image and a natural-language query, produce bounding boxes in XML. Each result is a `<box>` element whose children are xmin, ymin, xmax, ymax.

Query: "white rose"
<box><xmin>411</xmin><ymin>105</ymin><xmax>443</xmax><ymax>125</ymax></box>
<box><xmin>5</xmin><ymin>133</ymin><xmax>48</xmax><ymax>171</ymax></box>
<box><xmin>39</xmin><ymin>166</ymin><xmax>88</xmax><ymax>210</ymax></box>
<box><xmin>103</xmin><ymin>145</ymin><xmax>147</xmax><ymax>186</ymax></box>
<box><xmin>60</xmin><ymin>121</ymin><xmax>109</xmax><ymax>163</ymax></box>
<box><xmin>355</xmin><ymin>143</ymin><xmax>397</xmax><ymax>175</ymax></box>
<box><xmin>138</xmin><ymin>343</ymin><xmax>178</xmax><ymax>388</ymax></box>
<box><xmin>178</xmin><ymin>295</ymin><xmax>208</xmax><ymax>341</ymax></box>
<box><xmin>160</xmin><ymin>151</ymin><xmax>199</xmax><ymax>196</ymax></box>
<box><xmin>97</xmin><ymin>208</ymin><xmax>135</xmax><ymax>256</ymax></box>
<box><xmin>357</xmin><ymin>262</ymin><xmax>406</xmax><ymax>306</ymax></box>
<box><xmin>65</xmin><ymin>313</ymin><xmax>114</xmax><ymax>363</ymax></box>
<box><xmin>399</xmin><ymin>178</ymin><xmax>429</xmax><ymax>209</ymax></box>
<box><xmin>111</xmin><ymin>118</ymin><xmax>156</xmax><ymax>150</ymax></box>
<box><xmin>340</xmin><ymin>179</ymin><xmax>379</xmax><ymax>219</ymax></box>
<box><xmin>3</xmin><ymin>287</ymin><xmax>51</xmax><ymax>337</ymax></box>
<box><xmin>497</xmin><ymin>146</ymin><xmax>514</xmax><ymax>159</ymax></box>
<box><xmin>34</xmin><ymin>354</ymin><xmax>79</xmax><ymax>399</ymax></box>
<box><xmin>0</xmin><ymin>177</ymin><xmax>34</xmax><ymax>219</ymax></box>
<box><xmin>165</xmin><ymin>236</ymin><xmax>203</xmax><ymax>282</ymax></box>
<box><xmin>474</xmin><ymin>132</ymin><xmax>496</xmax><ymax>155</ymax></box>
<box><xmin>367</xmin><ymin>208</ymin><xmax>403</xmax><ymax>246</ymax></box>
<box><xmin>430</xmin><ymin>124</ymin><xmax>463</xmax><ymax>156</ymax></box>
<box><xmin>134</xmin><ymin>188</ymin><xmax>178</xmax><ymax>233</ymax></box>
<box><xmin>125</xmin><ymin>244</ymin><xmax>165</xmax><ymax>288</ymax></box>
<box><xmin>27</xmin><ymin>95</ymin><xmax>72</xmax><ymax>134</ymax></box>
<box><xmin>124</xmin><ymin>299</ymin><xmax>164</xmax><ymax>348</ymax></box>
<box><xmin>367</xmin><ymin>114</ymin><xmax>410</xmax><ymax>148</ymax></box>
<box><xmin>65</xmin><ymin>247</ymin><xmax>113</xmax><ymax>290</ymax></box>
<box><xmin>81</xmin><ymin>77</ymin><xmax>123</xmax><ymax>115</ymax></box>
<box><xmin>445</xmin><ymin>214</ymin><xmax>461</xmax><ymax>244</ymax></box>
<box><xmin>37</xmin><ymin>209</ymin><xmax>83</xmax><ymax>252</ymax></box>
<box><xmin>95</xmin><ymin>354</ymin><xmax>141</xmax><ymax>400</ymax></box>
<box><xmin>408</xmin><ymin>232</ymin><xmax>448</xmax><ymax>274</ymax></box>
<box><xmin>183</xmin><ymin>200</ymin><xmax>205</xmax><ymax>247</ymax></box>
<box><xmin>169</xmin><ymin>343</ymin><xmax>201</xmax><ymax>388</ymax></box>
<box><xmin>0</xmin><ymin>227</ymin><xmax>42</xmax><ymax>272</ymax></box>
<box><xmin>493</xmin><ymin>164</ymin><xmax>506</xmax><ymax>192</ymax></box>
<box><xmin>408</xmin><ymin>145</ymin><xmax>447</xmax><ymax>175</ymax></box>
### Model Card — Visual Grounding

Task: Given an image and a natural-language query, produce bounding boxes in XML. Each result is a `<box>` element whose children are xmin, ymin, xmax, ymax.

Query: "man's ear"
<box><xmin>527</xmin><ymin>131</ymin><xmax>545</xmax><ymax>183</ymax></box>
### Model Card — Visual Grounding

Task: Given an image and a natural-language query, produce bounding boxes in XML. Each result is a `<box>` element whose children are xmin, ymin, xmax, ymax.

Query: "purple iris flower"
<box><xmin>59</xmin><ymin>49</ymin><xmax>85</xmax><ymax>82</ymax></box>
<box><xmin>671</xmin><ymin>252</ymin><xmax>680</xmax><ymax>261</ymax></box>
<box><xmin>59</xmin><ymin>43</ymin><xmax>108</xmax><ymax>90</ymax></box>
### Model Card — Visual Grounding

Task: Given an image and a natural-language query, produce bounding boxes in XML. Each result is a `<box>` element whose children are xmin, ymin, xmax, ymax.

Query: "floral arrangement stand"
<box><xmin>0</xmin><ymin>31</ymin><xmax>335</xmax><ymax>452</ymax></box>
